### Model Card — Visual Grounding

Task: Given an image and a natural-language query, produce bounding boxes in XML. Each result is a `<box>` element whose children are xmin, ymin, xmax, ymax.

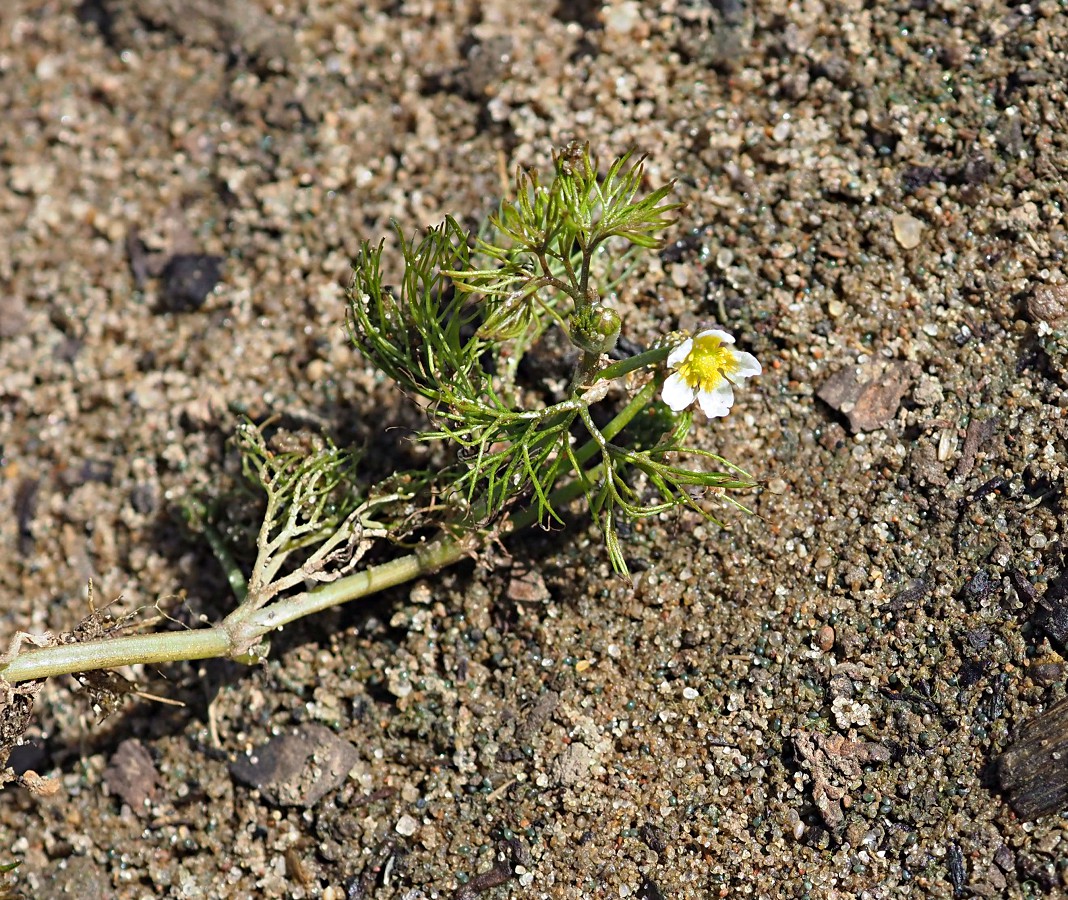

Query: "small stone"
<box><xmin>551</xmin><ymin>742</ymin><xmax>596</xmax><ymax>787</ymax></box>
<box><xmin>230</xmin><ymin>724</ymin><xmax>360</xmax><ymax>808</ymax></box>
<box><xmin>1030</xmin><ymin>662</ymin><xmax>1063</xmax><ymax>686</ymax></box>
<box><xmin>892</xmin><ymin>212</ymin><xmax>924</xmax><ymax>249</ymax></box>
<box><xmin>832</xmin><ymin>696</ymin><xmax>872</xmax><ymax>729</ymax></box>
<box><xmin>306</xmin><ymin>359</ymin><xmax>328</xmax><ymax>382</ymax></box>
<box><xmin>104</xmin><ymin>739</ymin><xmax>159</xmax><ymax>814</ymax></box>
<box><xmin>604</xmin><ymin>1</ymin><xmax>642</xmax><ymax>35</ymax></box>
<box><xmin>409</xmin><ymin>581</ymin><xmax>433</xmax><ymax>604</ymax></box>
<box><xmin>994</xmin><ymin>845</ymin><xmax>1015</xmax><ymax>873</ymax></box>
<box><xmin>395</xmin><ymin>814</ymin><xmax>419</xmax><ymax>837</ymax></box>
<box><xmin>9</xmin><ymin>162</ymin><xmax>57</xmax><ymax>195</ymax></box>
<box><xmin>1028</xmin><ymin>283</ymin><xmax>1068</xmax><ymax>323</ymax></box>
<box><xmin>159</xmin><ymin>253</ymin><xmax>224</xmax><ymax>312</ymax></box>
<box><xmin>785</xmin><ymin>808</ymin><xmax>805</xmax><ymax>841</ymax></box>
<box><xmin>912</xmin><ymin>374</ymin><xmax>944</xmax><ymax>407</ymax></box>
<box><xmin>817</xmin><ymin>359</ymin><xmax>919</xmax><ymax>432</ymax></box>
<box><xmin>910</xmin><ymin>441</ymin><xmax>949</xmax><ymax>487</ymax></box>
<box><xmin>387</xmin><ymin>668</ymin><xmax>413</xmax><ymax>699</ymax></box>
<box><xmin>507</xmin><ymin>566</ymin><xmax>550</xmax><ymax>603</ymax></box>
<box><xmin>817</xmin><ymin>625</ymin><xmax>836</xmax><ymax>652</ymax></box>
<box><xmin>0</xmin><ymin>293</ymin><xmax>28</xmax><ymax>339</ymax></box>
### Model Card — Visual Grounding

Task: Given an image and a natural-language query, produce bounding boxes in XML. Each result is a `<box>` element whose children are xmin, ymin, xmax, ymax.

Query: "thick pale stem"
<box><xmin>229</xmin><ymin>533</ymin><xmax>481</xmax><ymax>641</ymax></box>
<box><xmin>0</xmin><ymin>629</ymin><xmax>232</xmax><ymax>683</ymax></box>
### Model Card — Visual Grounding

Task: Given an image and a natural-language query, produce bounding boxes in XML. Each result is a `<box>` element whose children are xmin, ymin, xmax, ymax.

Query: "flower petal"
<box><xmin>662</xmin><ymin>370</ymin><xmax>697</xmax><ymax>411</ymax></box>
<box><xmin>666</xmin><ymin>338</ymin><xmax>693</xmax><ymax>370</ymax></box>
<box><xmin>695</xmin><ymin>328</ymin><xmax>735</xmax><ymax>345</ymax></box>
<box><xmin>696</xmin><ymin>380</ymin><xmax>735</xmax><ymax>418</ymax></box>
<box><xmin>728</xmin><ymin>350</ymin><xmax>762</xmax><ymax>381</ymax></box>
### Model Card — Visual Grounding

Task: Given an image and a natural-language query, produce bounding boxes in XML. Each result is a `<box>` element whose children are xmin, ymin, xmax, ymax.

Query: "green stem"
<box><xmin>184</xmin><ymin>498</ymin><xmax>247</xmax><ymax>603</ymax></box>
<box><xmin>569</xmin><ymin>350</ymin><xmax>602</xmax><ymax>394</ymax></box>
<box><xmin>0</xmin><ymin>629</ymin><xmax>233</xmax><ymax>683</ymax></box>
<box><xmin>233</xmin><ymin>535</ymin><xmax>479</xmax><ymax>636</ymax></box>
<box><xmin>575</xmin><ymin>377</ymin><xmax>660</xmax><ymax>467</ymax></box>
<box><xmin>596</xmin><ymin>345</ymin><xmax>671</xmax><ymax>383</ymax></box>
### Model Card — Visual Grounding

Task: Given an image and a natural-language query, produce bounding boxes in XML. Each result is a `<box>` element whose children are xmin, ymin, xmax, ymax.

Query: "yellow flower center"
<box><xmin>677</xmin><ymin>333</ymin><xmax>738</xmax><ymax>390</ymax></box>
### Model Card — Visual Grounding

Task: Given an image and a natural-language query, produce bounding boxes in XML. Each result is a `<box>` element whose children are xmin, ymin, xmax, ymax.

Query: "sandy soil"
<box><xmin>1</xmin><ymin>0</ymin><xmax>1067</xmax><ymax>897</ymax></box>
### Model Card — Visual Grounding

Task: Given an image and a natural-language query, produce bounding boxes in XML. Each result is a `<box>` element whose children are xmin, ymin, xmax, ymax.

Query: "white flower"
<box><xmin>661</xmin><ymin>328</ymin><xmax>761</xmax><ymax>418</ymax></box>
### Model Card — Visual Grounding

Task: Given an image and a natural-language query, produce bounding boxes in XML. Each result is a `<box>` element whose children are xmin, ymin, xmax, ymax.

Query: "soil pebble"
<box><xmin>817</xmin><ymin>358</ymin><xmax>919</xmax><ymax>432</ymax></box>
<box><xmin>103</xmin><ymin>738</ymin><xmax>159</xmax><ymax>813</ymax></box>
<box><xmin>230</xmin><ymin>723</ymin><xmax>360</xmax><ymax>808</ymax></box>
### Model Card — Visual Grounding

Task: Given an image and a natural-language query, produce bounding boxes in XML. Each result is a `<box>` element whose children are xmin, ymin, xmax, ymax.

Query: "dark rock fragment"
<box><xmin>104</xmin><ymin>738</ymin><xmax>159</xmax><ymax>813</ymax></box>
<box><xmin>1015</xmin><ymin>566</ymin><xmax>1068</xmax><ymax>648</ymax></box>
<box><xmin>947</xmin><ymin>842</ymin><xmax>966</xmax><ymax>896</ymax></box>
<box><xmin>961</xmin><ymin>569</ymin><xmax>998</xmax><ymax>609</ymax></box>
<box><xmin>955</xmin><ymin>416</ymin><xmax>997</xmax><ymax>478</ymax></box>
<box><xmin>13</xmin><ymin>477</ymin><xmax>39</xmax><ymax>557</ymax></box>
<box><xmin>817</xmin><ymin>359</ymin><xmax>919</xmax><ymax>432</ymax></box>
<box><xmin>454</xmin><ymin>838</ymin><xmax>528</xmax><ymax>900</ymax></box>
<box><xmin>996</xmin><ymin>697</ymin><xmax>1068</xmax><ymax>820</ymax></box>
<box><xmin>1035</xmin><ymin>596</ymin><xmax>1068</xmax><ymax>647</ymax></box>
<box><xmin>638</xmin><ymin>822</ymin><xmax>668</xmax><ymax>854</ymax></box>
<box><xmin>1027</xmin><ymin>283</ymin><xmax>1068</xmax><ymax>324</ymax></box>
<box><xmin>1029</xmin><ymin>661</ymin><xmax>1063</xmax><ymax>686</ymax></box>
<box><xmin>959</xmin><ymin>153</ymin><xmax>993</xmax><ymax>186</ymax></box>
<box><xmin>159</xmin><ymin>253</ymin><xmax>224</xmax><ymax>312</ymax></box>
<box><xmin>889</xmin><ymin>578</ymin><xmax>929</xmax><ymax>613</ymax></box>
<box><xmin>993</xmin><ymin>844</ymin><xmax>1014</xmax><ymax>873</ymax></box>
<box><xmin>230</xmin><ymin>723</ymin><xmax>360</xmax><ymax>808</ymax></box>
<box><xmin>637</xmin><ymin>876</ymin><xmax>666</xmax><ymax>900</ymax></box>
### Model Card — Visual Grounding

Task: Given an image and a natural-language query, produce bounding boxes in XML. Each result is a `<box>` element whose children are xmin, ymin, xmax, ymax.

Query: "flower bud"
<box><xmin>570</xmin><ymin>304</ymin><xmax>622</xmax><ymax>355</ymax></box>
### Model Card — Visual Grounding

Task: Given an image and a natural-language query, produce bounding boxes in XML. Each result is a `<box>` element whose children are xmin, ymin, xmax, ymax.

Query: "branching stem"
<box><xmin>0</xmin><ymin>394</ymin><xmax>642</xmax><ymax>686</ymax></box>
